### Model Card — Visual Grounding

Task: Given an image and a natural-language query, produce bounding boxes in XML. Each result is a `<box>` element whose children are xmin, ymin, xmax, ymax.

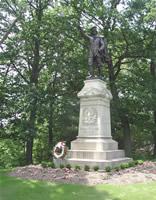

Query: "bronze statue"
<box><xmin>79</xmin><ymin>26</ymin><xmax>108</xmax><ymax>79</ymax></box>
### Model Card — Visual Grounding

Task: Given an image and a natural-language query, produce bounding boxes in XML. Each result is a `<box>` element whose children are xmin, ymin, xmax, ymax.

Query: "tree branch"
<box><xmin>2</xmin><ymin>64</ymin><xmax>10</xmax><ymax>85</ymax></box>
<box><xmin>0</xmin><ymin>18</ymin><xmax>18</xmax><ymax>46</ymax></box>
<box><xmin>11</xmin><ymin>63</ymin><xmax>30</xmax><ymax>84</ymax></box>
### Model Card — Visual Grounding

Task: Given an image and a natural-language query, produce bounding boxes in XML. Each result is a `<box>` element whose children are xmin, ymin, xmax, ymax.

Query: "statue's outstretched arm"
<box><xmin>78</xmin><ymin>26</ymin><xmax>90</xmax><ymax>41</ymax></box>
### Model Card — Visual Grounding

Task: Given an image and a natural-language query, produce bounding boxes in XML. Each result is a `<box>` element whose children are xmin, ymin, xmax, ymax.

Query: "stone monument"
<box><xmin>66</xmin><ymin>26</ymin><xmax>131</xmax><ymax>169</ymax></box>
<box><xmin>67</xmin><ymin>79</ymin><xmax>131</xmax><ymax>169</ymax></box>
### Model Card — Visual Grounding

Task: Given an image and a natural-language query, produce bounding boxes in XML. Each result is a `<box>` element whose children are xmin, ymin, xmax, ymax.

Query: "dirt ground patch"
<box><xmin>9</xmin><ymin>161</ymin><xmax>156</xmax><ymax>185</ymax></box>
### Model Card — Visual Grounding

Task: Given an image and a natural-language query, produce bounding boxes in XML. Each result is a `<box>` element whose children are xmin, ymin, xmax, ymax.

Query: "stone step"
<box><xmin>71</xmin><ymin>139</ymin><xmax>118</xmax><ymax>151</ymax></box>
<box><xmin>67</xmin><ymin>157</ymin><xmax>132</xmax><ymax>169</ymax></box>
<box><xmin>68</xmin><ymin>150</ymin><xmax>125</xmax><ymax>160</ymax></box>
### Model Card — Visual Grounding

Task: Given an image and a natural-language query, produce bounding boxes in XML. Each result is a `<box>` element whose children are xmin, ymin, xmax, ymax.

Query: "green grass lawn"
<box><xmin>0</xmin><ymin>170</ymin><xmax>156</xmax><ymax>200</ymax></box>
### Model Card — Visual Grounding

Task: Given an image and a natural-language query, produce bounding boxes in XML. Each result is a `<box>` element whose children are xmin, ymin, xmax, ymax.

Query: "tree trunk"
<box><xmin>153</xmin><ymin>126</ymin><xmax>156</xmax><ymax>156</ymax></box>
<box><xmin>107</xmin><ymin>56</ymin><xmax>132</xmax><ymax>156</ymax></box>
<box><xmin>25</xmin><ymin>95</ymin><xmax>37</xmax><ymax>164</ymax></box>
<box><xmin>48</xmin><ymin>102</ymin><xmax>53</xmax><ymax>150</ymax></box>
<box><xmin>150</xmin><ymin>60</ymin><xmax>156</xmax><ymax>156</ymax></box>
<box><xmin>120</xmin><ymin>115</ymin><xmax>132</xmax><ymax>156</ymax></box>
<box><xmin>25</xmin><ymin>2</ymin><xmax>43</xmax><ymax>164</ymax></box>
<box><xmin>25</xmin><ymin>34</ymin><xmax>40</xmax><ymax>164</ymax></box>
<box><xmin>47</xmin><ymin>72</ymin><xmax>57</xmax><ymax>156</ymax></box>
<box><xmin>26</xmin><ymin>138</ymin><xmax>33</xmax><ymax>164</ymax></box>
<box><xmin>47</xmin><ymin>109</ymin><xmax>53</xmax><ymax>159</ymax></box>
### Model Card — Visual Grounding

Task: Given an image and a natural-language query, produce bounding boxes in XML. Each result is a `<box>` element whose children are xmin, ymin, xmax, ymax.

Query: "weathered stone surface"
<box><xmin>71</xmin><ymin>138</ymin><xmax>118</xmax><ymax>151</ymax></box>
<box><xmin>67</xmin><ymin>158</ymin><xmax>131</xmax><ymax>168</ymax></box>
<box><xmin>68</xmin><ymin>150</ymin><xmax>125</xmax><ymax>160</ymax></box>
<box><xmin>67</xmin><ymin>79</ymin><xmax>131</xmax><ymax>169</ymax></box>
<box><xmin>78</xmin><ymin>79</ymin><xmax>112</xmax><ymax>138</ymax></box>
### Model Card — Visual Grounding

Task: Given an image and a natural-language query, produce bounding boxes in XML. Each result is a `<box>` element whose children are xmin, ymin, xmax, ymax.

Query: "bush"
<box><xmin>48</xmin><ymin>162</ymin><xmax>55</xmax><ymax>168</ymax></box>
<box><xmin>51</xmin><ymin>162</ymin><xmax>55</xmax><ymax>168</ymax></box>
<box><xmin>120</xmin><ymin>163</ymin><xmax>129</xmax><ymax>169</ymax></box>
<box><xmin>114</xmin><ymin>166</ymin><xmax>120</xmax><ymax>172</ymax></box>
<box><xmin>66</xmin><ymin>164</ymin><xmax>71</xmax><ymax>169</ymax></box>
<box><xmin>128</xmin><ymin>161</ymin><xmax>136</xmax><ymax>167</ymax></box>
<box><xmin>137</xmin><ymin>160</ymin><xmax>144</xmax><ymax>165</ymax></box>
<box><xmin>41</xmin><ymin>161</ymin><xmax>48</xmax><ymax>168</ymax></box>
<box><xmin>93</xmin><ymin>166</ymin><xmax>99</xmax><ymax>171</ymax></box>
<box><xmin>75</xmin><ymin>165</ymin><xmax>81</xmax><ymax>170</ymax></box>
<box><xmin>84</xmin><ymin>165</ymin><xmax>90</xmax><ymax>171</ymax></box>
<box><xmin>105</xmin><ymin>166</ymin><xmax>112</xmax><ymax>172</ymax></box>
<box><xmin>41</xmin><ymin>161</ymin><xmax>55</xmax><ymax>168</ymax></box>
<box><xmin>60</xmin><ymin>164</ymin><xmax>65</xmax><ymax>169</ymax></box>
<box><xmin>134</xmin><ymin>160</ymin><xmax>139</xmax><ymax>165</ymax></box>
<box><xmin>0</xmin><ymin>139</ymin><xmax>24</xmax><ymax>168</ymax></box>
<box><xmin>33</xmin><ymin>161</ymin><xmax>40</xmax><ymax>165</ymax></box>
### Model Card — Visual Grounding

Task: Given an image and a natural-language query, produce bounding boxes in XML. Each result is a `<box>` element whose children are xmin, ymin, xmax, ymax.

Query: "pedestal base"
<box><xmin>67</xmin><ymin>137</ymin><xmax>131</xmax><ymax>169</ymax></box>
<box><xmin>67</xmin><ymin>158</ymin><xmax>131</xmax><ymax>169</ymax></box>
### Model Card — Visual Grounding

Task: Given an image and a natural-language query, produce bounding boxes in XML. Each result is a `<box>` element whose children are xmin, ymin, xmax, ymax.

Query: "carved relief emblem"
<box><xmin>82</xmin><ymin>108</ymin><xmax>97</xmax><ymax>124</ymax></box>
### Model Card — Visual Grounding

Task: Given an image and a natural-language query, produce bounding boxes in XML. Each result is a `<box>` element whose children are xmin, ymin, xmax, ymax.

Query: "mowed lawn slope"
<box><xmin>0</xmin><ymin>170</ymin><xmax>156</xmax><ymax>200</ymax></box>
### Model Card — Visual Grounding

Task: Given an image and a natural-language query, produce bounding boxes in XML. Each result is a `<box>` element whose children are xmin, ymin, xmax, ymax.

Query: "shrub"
<box><xmin>47</xmin><ymin>162</ymin><xmax>55</xmax><ymax>168</ymax></box>
<box><xmin>33</xmin><ymin>161</ymin><xmax>40</xmax><ymax>165</ymax></box>
<box><xmin>75</xmin><ymin>165</ymin><xmax>81</xmax><ymax>170</ymax></box>
<box><xmin>66</xmin><ymin>164</ymin><xmax>71</xmax><ymax>169</ymax></box>
<box><xmin>41</xmin><ymin>161</ymin><xmax>55</xmax><ymax>168</ymax></box>
<box><xmin>114</xmin><ymin>166</ymin><xmax>120</xmax><ymax>172</ymax></box>
<box><xmin>51</xmin><ymin>162</ymin><xmax>55</xmax><ymax>168</ymax></box>
<box><xmin>41</xmin><ymin>161</ymin><xmax>48</xmax><ymax>168</ymax></box>
<box><xmin>105</xmin><ymin>166</ymin><xmax>112</xmax><ymax>172</ymax></box>
<box><xmin>128</xmin><ymin>161</ymin><xmax>136</xmax><ymax>167</ymax></box>
<box><xmin>84</xmin><ymin>165</ymin><xmax>90</xmax><ymax>171</ymax></box>
<box><xmin>0</xmin><ymin>139</ymin><xmax>24</xmax><ymax>168</ymax></box>
<box><xmin>60</xmin><ymin>164</ymin><xmax>65</xmax><ymax>169</ymax></box>
<box><xmin>120</xmin><ymin>163</ymin><xmax>129</xmax><ymax>169</ymax></box>
<box><xmin>93</xmin><ymin>166</ymin><xmax>99</xmax><ymax>171</ymax></box>
<box><xmin>134</xmin><ymin>160</ymin><xmax>139</xmax><ymax>165</ymax></box>
<box><xmin>137</xmin><ymin>160</ymin><xmax>144</xmax><ymax>165</ymax></box>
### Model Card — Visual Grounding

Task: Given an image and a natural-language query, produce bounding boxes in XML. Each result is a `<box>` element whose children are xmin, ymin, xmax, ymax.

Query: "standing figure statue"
<box><xmin>79</xmin><ymin>26</ymin><xmax>108</xmax><ymax>79</ymax></box>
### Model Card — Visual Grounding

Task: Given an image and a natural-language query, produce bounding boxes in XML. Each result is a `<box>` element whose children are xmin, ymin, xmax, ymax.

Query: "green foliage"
<box><xmin>66</xmin><ymin>164</ymin><xmax>71</xmax><ymax>170</ymax></box>
<box><xmin>93</xmin><ymin>166</ymin><xmax>99</xmax><ymax>171</ymax></box>
<box><xmin>75</xmin><ymin>165</ymin><xmax>81</xmax><ymax>170</ymax></box>
<box><xmin>41</xmin><ymin>161</ymin><xmax>47</xmax><ymax>168</ymax></box>
<box><xmin>120</xmin><ymin>163</ymin><xmax>129</xmax><ymax>169</ymax></box>
<box><xmin>134</xmin><ymin>160</ymin><xmax>139</xmax><ymax>165</ymax></box>
<box><xmin>60</xmin><ymin>164</ymin><xmax>65</xmax><ymax>169</ymax></box>
<box><xmin>137</xmin><ymin>160</ymin><xmax>144</xmax><ymax>165</ymax></box>
<box><xmin>0</xmin><ymin>0</ymin><xmax>156</xmax><ymax>166</ymax></box>
<box><xmin>46</xmin><ymin>162</ymin><xmax>55</xmax><ymax>168</ymax></box>
<box><xmin>0</xmin><ymin>140</ymin><xmax>24</xmax><ymax>168</ymax></box>
<box><xmin>128</xmin><ymin>161</ymin><xmax>136</xmax><ymax>168</ymax></box>
<box><xmin>41</xmin><ymin>161</ymin><xmax>52</xmax><ymax>168</ymax></box>
<box><xmin>105</xmin><ymin>166</ymin><xmax>112</xmax><ymax>172</ymax></box>
<box><xmin>41</xmin><ymin>161</ymin><xmax>55</xmax><ymax>168</ymax></box>
<box><xmin>51</xmin><ymin>162</ymin><xmax>55</xmax><ymax>168</ymax></box>
<box><xmin>84</xmin><ymin>165</ymin><xmax>90</xmax><ymax>171</ymax></box>
<box><xmin>113</xmin><ymin>160</ymin><xmax>143</xmax><ymax>171</ymax></box>
<box><xmin>114</xmin><ymin>166</ymin><xmax>120</xmax><ymax>172</ymax></box>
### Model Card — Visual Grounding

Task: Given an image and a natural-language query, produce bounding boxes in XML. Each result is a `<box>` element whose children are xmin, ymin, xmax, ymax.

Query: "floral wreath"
<box><xmin>53</xmin><ymin>141</ymin><xmax>68</xmax><ymax>159</ymax></box>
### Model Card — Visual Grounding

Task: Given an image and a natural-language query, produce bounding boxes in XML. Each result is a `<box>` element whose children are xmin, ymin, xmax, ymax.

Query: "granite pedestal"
<box><xmin>67</xmin><ymin>79</ymin><xmax>131</xmax><ymax>169</ymax></box>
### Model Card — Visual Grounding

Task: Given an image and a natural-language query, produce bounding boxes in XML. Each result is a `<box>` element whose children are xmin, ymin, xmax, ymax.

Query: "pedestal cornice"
<box><xmin>78</xmin><ymin>79</ymin><xmax>112</xmax><ymax>100</ymax></box>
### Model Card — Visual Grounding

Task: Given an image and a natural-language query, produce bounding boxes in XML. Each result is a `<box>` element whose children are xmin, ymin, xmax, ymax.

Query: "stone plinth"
<box><xmin>67</xmin><ymin>79</ymin><xmax>131</xmax><ymax>169</ymax></box>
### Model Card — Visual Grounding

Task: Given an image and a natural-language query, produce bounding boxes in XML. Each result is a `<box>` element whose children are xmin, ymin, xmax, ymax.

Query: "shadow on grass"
<box><xmin>0</xmin><ymin>171</ymin><xmax>120</xmax><ymax>200</ymax></box>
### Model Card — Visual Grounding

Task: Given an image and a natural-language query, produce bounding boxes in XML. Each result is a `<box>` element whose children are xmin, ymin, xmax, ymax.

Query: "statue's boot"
<box><xmin>86</xmin><ymin>65</ymin><xmax>94</xmax><ymax>79</ymax></box>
